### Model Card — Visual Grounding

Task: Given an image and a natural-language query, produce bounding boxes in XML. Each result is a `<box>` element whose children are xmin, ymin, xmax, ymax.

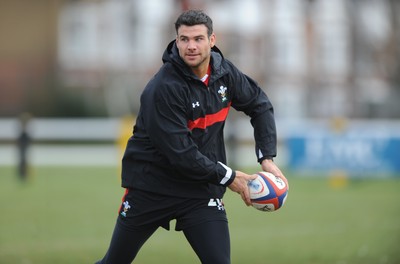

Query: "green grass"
<box><xmin>1</xmin><ymin>166</ymin><xmax>399</xmax><ymax>264</ymax></box>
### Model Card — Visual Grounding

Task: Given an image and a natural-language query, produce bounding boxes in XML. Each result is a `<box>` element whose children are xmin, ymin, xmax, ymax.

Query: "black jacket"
<box><xmin>121</xmin><ymin>40</ymin><xmax>277</xmax><ymax>199</ymax></box>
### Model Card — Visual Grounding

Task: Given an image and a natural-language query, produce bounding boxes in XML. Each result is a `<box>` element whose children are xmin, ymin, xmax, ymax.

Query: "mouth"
<box><xmin>186</xmin><ymin>54</ymin><xmax>199</xmax><ymax>59</ymax></box>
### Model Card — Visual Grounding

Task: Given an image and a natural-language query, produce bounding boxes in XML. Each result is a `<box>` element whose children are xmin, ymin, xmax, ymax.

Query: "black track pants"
<box><xmin>95</xmin><ymin>219</ymin><xmax>158</xmax><ymax>264</ymax></box>
<box><xmin>183</xmin><ymin>220</ymin><xmax>231</xmax><ymax>264</ymax></box>
<box><xmin>95</xmin><ymin>219</ymin><xmax>230</xmax><ymax>264</ymax></box>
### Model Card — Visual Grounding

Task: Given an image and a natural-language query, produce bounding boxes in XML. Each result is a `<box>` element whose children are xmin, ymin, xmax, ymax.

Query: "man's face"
<box><xmin>176</xmin><ymin>24</ymin><xmax>216</xmax><ymax>71</ymax></box>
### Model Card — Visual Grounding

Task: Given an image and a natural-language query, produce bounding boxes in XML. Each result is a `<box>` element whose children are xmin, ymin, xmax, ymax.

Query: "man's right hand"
<box><xmin>228</xmin><ymin>171</ymin><xmax>257</xmax><ymax>206</ymax></box>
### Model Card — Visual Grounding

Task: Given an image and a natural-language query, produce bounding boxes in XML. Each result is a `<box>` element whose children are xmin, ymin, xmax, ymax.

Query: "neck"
<box><xmin>191</xmin><ymin>58</ymin><xmax>210</xmax><ymax>79</ymax></box>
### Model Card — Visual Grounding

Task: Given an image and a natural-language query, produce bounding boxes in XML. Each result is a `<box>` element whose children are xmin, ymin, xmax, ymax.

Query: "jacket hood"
<box><xmin>162</xmin><ymin>40</ymin><xmax>225</xmax><ymax>78</ymax></box>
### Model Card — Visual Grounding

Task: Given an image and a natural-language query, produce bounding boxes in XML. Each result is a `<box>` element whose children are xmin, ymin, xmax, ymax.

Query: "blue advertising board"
<box><xmin>285</xmin><ymin>124</ymin><xmax>400</xmax><ymax>176</ymax></box>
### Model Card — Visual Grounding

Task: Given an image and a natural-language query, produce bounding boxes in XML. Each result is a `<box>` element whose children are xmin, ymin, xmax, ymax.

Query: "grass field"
<box><xmin>0</xmin><ymin>166</ymin><xmax>399</xmax><ymax>264</ymax></box>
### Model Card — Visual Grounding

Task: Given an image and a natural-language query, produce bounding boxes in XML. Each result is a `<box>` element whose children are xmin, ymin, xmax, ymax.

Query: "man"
<box><xmin>96</xmin><ymin>10</ymin><xmax>285</xmax><ymax>264</ymax></box>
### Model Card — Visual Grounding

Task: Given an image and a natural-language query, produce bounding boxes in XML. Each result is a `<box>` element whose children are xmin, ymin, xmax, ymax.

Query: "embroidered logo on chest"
<box><xmin>192</xmin><ymin>101</ymin><xmax>200</xmax><ymax>108</ymax></box>
<box><xmin>218</xmin><ymin>85</ymin><xmax>228</xmax><ymax>102</ymax></box>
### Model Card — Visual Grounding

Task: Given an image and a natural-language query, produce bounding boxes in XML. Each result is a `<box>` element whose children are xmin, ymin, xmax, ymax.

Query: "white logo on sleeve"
<box><xmin>192</xmin><ymin>101</ymin><xmax>200</xmax><ymax>108</ymax></box>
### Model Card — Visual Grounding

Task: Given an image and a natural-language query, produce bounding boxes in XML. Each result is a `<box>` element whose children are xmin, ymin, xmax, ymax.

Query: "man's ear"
<box><xmin>210</xmin><ymin>33</ymin><xmax>216</xmax><ymax>48</ymax></box>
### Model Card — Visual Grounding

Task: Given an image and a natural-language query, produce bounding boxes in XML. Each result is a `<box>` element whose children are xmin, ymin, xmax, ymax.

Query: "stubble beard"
<box><xmin>184</xmin><ymin>53</ymin><xmax>209</xmax><ymax>71</ymax></box>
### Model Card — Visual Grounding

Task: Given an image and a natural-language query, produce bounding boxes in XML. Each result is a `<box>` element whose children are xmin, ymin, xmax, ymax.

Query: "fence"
<box><xmin>1</xmin><ymin>117</ymin><xmax>399</xmax><ymax>177</ymax></box>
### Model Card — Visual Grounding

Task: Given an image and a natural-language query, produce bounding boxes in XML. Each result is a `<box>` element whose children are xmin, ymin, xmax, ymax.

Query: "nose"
<box><xmin>187</xmin><ymin>40</ymin><xmax>196</xmax><ymax>51</ymax></box>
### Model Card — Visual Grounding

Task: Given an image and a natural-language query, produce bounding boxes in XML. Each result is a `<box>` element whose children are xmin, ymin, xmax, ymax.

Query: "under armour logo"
<box><xmin>192</xmin><ymin>101</ymin><xmax>200</xmax><ymax>108</ymax></box>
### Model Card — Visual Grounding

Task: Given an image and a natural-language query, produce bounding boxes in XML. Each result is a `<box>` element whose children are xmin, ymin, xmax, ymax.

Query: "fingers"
<box><xmin>229</xmin><ymin>171</ymin><xmax>253</xmax><ymax>206</ymax></box>
<box><xmin>249</xmin><ymin>173</ymin><xmax>258</xmax><ymax>181</ymax></box>
<box><xmin>237</xmin><ymin>189</ymin><xmax>251</xmax><ymax>206</ymax></box>
<box><xmin>242</xmin><ymin>187</ymin><xmax>252</xmax><ymax>206</ymax></box>
<box><xmin>238</xmin><ymin>177</ymin><xmax>252</xmax><ymax>206</ymax></box>
<box><xmin>261</xmin><ymin>159</ymin><xmax>285</xmax><ymax>178</ymax></box>
<box><xmin>242</xmin><ymin>174</ymin><xmax>257</xmax><ymax>206</ymax></box>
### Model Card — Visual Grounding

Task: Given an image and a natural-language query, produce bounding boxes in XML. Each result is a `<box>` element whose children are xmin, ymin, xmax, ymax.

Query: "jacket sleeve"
<box><xmin>140</xmin><ymin>81</ymin><xmax>235</xmax><ymax>186</ymax></box>
<box><xmin>228</xmin><ymin>62</ymin><xmax>277</xmax><ymax>162</ymax></box>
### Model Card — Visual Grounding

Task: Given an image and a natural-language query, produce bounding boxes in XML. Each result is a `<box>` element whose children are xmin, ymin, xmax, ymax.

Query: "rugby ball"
<box><xmin>248</xmin><ymin>171</ymin><xmax>289</xmax><ymax>212</ymax></box>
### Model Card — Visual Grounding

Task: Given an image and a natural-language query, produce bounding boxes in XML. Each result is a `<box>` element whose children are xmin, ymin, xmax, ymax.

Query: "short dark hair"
<box><xmin>174</xmin><ymin>10</ymin><xmax>213</xmax><ymax>37</ymax></box>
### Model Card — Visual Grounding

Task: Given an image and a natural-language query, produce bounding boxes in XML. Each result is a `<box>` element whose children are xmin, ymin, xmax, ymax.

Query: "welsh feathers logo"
<box><xmin>218</xmin><ymin>85</ymin><xmax>228</xmax><ymax>102</ymax></box>
<box><xmin>120</xmin><ymin>201</ymin><xmax>131</xmax><ymax>217</ymax></box>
